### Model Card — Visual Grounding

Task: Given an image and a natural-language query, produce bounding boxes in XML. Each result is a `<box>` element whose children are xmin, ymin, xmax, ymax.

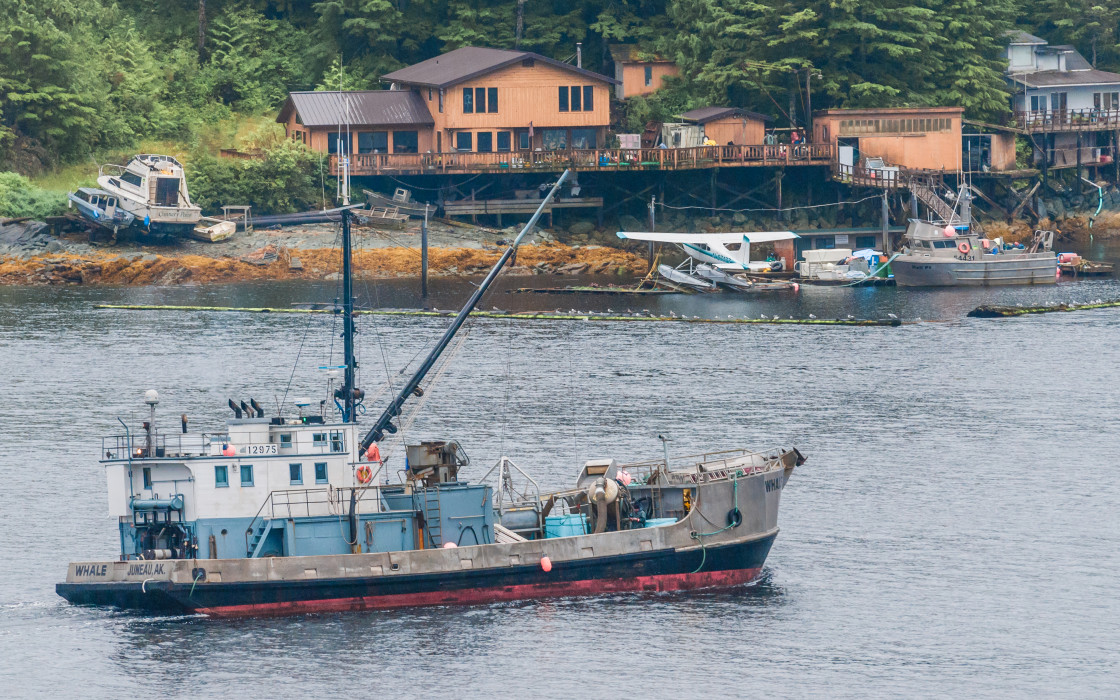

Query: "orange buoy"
<box><xmin>221</xmin><ymin>444</ymin><xmax>235</xmax><ymax>457</ymax></box>
<box><xmin>540</xmin><ymin>556</ymin><xmax>552</xmax><ymax>572</ymax></box>
<box><xmin>355</xmin><ymin>464</ymin><xmax>373</xmax><ymax>484</ymax></box>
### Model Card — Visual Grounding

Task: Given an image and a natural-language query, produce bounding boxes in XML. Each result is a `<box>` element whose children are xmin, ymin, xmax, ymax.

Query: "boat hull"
<box><xmin>57</xmin><ymin>530</ymin><xmax>776</xmax><ymax>617</ymax></box>
<box><xmin>892</xmin><ymin>254</ymin><xmax>1057</xmax><ymax>286</ymax></box>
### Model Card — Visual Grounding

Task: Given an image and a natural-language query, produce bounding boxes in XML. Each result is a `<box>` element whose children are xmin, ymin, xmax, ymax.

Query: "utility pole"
<box><xmin>421</xmin><ymin>204</ymin><xmax>429</xmax><ymax>304</ymax></box>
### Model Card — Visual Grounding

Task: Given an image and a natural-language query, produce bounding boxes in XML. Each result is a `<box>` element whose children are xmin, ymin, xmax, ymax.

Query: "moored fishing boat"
<box><xmin>57</xmin><ymin>170</ymin><xmax>803</xmax><ymax>616</ymax></box>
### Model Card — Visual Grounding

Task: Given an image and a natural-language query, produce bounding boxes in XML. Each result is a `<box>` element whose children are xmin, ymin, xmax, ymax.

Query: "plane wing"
<box><xmin>616</xmin><ymin>231</ymin><xmax>799</xmax><ymax>244</ymax></box>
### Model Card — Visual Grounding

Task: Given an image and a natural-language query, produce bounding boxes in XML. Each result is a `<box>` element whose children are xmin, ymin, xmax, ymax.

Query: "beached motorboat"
<box><xmin>362</xmin><ymin>188</ymin><xmax>431</xmax><ymax>218</ymax></box>
<box><xmin>57</xmin><ymin>170</ymin><xmax>802</xmax><ymax>616</ymax></box>
<box><xmin>67</xmin><ymin>187</ymin><xmax>135</xmax><ymax>233</ymax></box>
<box><xmin>97</xmin><ymin>154</ymin><xmax>202</xmax><ymax>237</ymax></box>
<box><xmin>190</xmin><ymin>217</ymin><xmax>236</xmax><ymax>243</ymax></box>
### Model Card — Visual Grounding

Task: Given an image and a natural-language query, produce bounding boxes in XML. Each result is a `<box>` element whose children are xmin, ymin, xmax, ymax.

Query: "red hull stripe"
<box><xmin>197</xmin><ymin>567</ymin><xmax>762</xmax><ymax>618</ymax></box>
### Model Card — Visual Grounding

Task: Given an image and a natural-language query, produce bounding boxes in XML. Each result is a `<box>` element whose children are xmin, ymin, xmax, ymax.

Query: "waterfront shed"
<box><xmin>679</xmin><ymin>107</ymin><xmax>771</xmax><ymax>145</ymax></box>
<box><xmin>813</xmin><ymin>107</ymin><xmax>965</xmax><ymax>172</ymax></box>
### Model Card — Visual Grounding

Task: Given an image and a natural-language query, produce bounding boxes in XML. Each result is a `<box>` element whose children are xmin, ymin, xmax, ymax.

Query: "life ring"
<box><xmin>355</xmin><ymin>464</ymin><xmax>373</xmax><ymax>484</ymax></box>
<box><xmin>957</xmin><ymin>240</ymin><xmax>972</xmax><ymax>255</ymax></box>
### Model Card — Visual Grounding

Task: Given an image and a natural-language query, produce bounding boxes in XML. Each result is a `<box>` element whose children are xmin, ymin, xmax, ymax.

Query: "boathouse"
<box><xmin>814</xmin><ymin>106</ymin><xmax>966</xmax><ymax>179</ymax></box>
<box><xmin>609</xmin><ymin>44</ymin><xmax>680</xmax><ymax>99</ymax></box>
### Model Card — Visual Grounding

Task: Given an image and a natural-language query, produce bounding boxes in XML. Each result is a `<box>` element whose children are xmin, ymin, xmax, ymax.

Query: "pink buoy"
<box><xmin>540</xmin><ymin>556</ymin><xmax>552</xmax><ymax>572</ymax></box>
<box><xmin>943</xmin><ymin>225</ymin><xmax>955</xmax><ymax>237</ymax></box>
<box><xmin>443</xmin><ymin>541</ymin><xmax>457</xmax><ymax>548</ymax></box>
<box><xmin>618</xmin><ymin>469</ymin><xmax>632</xmax><ymax>486</ymax></box>
<box><xmin>221</xmin><ymin>444</ymin><xmax>235</xmax><ymax>457</ymax></box>
<box><xmin>792</xmin><ymin>282</ymin><xmax>800</xmax><ymax>292</ymax></box>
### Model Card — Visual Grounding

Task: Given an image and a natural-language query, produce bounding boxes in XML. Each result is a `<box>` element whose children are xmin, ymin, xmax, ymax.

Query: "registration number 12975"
<box><xmin>243</xmin><ymin>444</ymin><xmax>278</xmax><ymax>455</ymax></box>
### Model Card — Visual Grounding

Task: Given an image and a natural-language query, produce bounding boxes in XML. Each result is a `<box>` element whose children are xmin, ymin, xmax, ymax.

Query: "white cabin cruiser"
<box><xmin>97</xmin><ymin>154</ymin><xmax>202</xmax><ymax>237</ymax></box>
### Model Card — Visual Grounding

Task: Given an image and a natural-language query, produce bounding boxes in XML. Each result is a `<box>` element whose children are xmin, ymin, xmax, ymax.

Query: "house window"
<box><xmin>559</xmin><ymin>86</ymin><xmax>569</xmax><ymax>112</ymax></box>
<box><xmin>518</xmin><ymin>131</ymin><xmax>530</xmax><ymax>149</ymax></box>
<box><xmin>358</xmin><ymin>131</ymin><xmax>388</xmax><ymax>154</ymax></box>
<box><xmin>241</xmin><ymin>464</ymin><xmax>254</xmax><ymax>486</ymax></box>
<box><xmin>570</xmin><ymin>86</ymin><xmax>582</xmax><ymax>111</ymax></box>
<box><xmin>1051</xmin><ymin>92</ymin><xmax>1067</xmax><ymax>112</ymax></box>
<box><xmin>428</xmin><ymin>88</ymin><xmax>433</xmax><ymax>101</ymax></box>
<box><xmin>393</xmin><ymin>131</ymin><xmax>418</xmax><ymax>153</ymax></box>
<box><xmin>543</xmin><ymin>129</ymin><xmax>568</xmax><ymax>150</ymax></box>
<box><xmin>487</xmin><ymin>87</ymin><xmax>498</xmax><ymax>113</ymax></box>
<box><xmin>1095</xmin><ymin>92</ymin><xmax>1119</xmax><ymax>110</ymax></box>
<box><xmin>463</xmin><ymin>88</ymin><xmax>473</xmax><ymax>113</ymax></box>
<box><xmin>313</xmin><ymin>432</ymin><xmax>327</xmax><ymax>447</ymax></box>
<box><xmin>278</xmin><ymin>433</ymin><xmax>292</xmax><ymax>449</ymax></box>
<box><xmin>438</xmin><ymin>90</ymin><xmax>443</xmax><ymax>113</ymax></box>
<box><xmin>215</xmin><ymin>465</ymin><xmax>228</xmax><ymax>488</ymax></box>
<box><xmin>142</xmin><ymin>467</ymin><xmax>152</xmax><ymax>490</ymax></box>
<box><xmin>315</xmin><ymin>462</ymin><xmax>328</xmax><ymax>484</ymax></box>
<box><xmin>477</xmin><ymin>132</ymin><xmax>493</xmax><ymax>152</ymax></box>
<box><xmin>327</xmin><ymin>134</ymin><xmax>350</xmax><ymax>154</ymax></box>
<box><xmin>1030</xmin><ymin>95</ymin><xmax>1044</xmax><ymax>112</ymax></box>
<box><xmin>583</xmin><ymin>86</ymin><xmax>594</xmax><ymax>112</ymax></box>
<box><xmin>289</xmin><ymin>463</ymin><xmax>302</xmax><ymax>485</ymax></box>
<box><xmin>497</xmin><ymin>131</ymin><xmax>511</xmax><ymax>152</ymax></box>
<box><xmin>644</xmin><ymin>66</ymin><xmax>653</xmax><ymax>86</ymax></box>
<box><xmin>456</xmin><ymin>132</ymin><xmax>473</xmax><ymax>151</ymax></box>
<box><xmin>330</xmin><ymin>431</ymin><xmax>344</xmax><ymax>453</ymax></box>
<box><xmin>571</xmin><ymin>129</ymin><xmax>597</xmax><ymax>149</ymax></box>
<box><xmin>475</xmin><ymin>87</ymin><xmax>487</xmax><ymax>113</ymax></box>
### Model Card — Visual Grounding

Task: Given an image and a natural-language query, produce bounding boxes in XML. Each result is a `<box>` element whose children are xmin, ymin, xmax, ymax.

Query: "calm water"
<box><xmin>2</xmin><ymin>250</ymin><xmax>1120</xmax><ymax>697</ymax></box>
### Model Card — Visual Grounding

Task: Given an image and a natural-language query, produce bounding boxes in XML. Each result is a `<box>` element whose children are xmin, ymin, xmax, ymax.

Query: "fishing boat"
<box><xmin>97</xmin><ymin>154</ymin><xmax>202</xmax><ymax>237</ymax></box>
<box><xmin>57</xmin><ymin>170</ymin><xmax>802</xmax><ymax>616</ymax></box>
<box><xmin>67</xmin><ymin>187</ymin><xmax>135</xmax><ymax>233</ymax></box>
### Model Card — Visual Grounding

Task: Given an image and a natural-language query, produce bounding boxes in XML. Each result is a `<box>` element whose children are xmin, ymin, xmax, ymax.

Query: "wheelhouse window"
<box><xmin>497</xmin><ymin>131</ymin><xmax>511</xmax><ymax>152</ymax></box>
<box><xmin>477</xmin><ymin>132</ymin><xmax>493</xmax><ymax>152</ymax></box>
<box><xmin>358</xmin><ymin>131</ymin><xmax>388</xmax><ymax>154</ymax></box>
<box><xmin>289</xmin><ymin>463</ymin><xmax>302</xmax><ymax>485</ymax></box>
<box><xmin>278</xmin><ymin>433</ymin><xmax>292</xmax><ymax>449</ymax></box>
<box><xmin>559</xmin><ymin>86</ymin><xmax>569</xmax><ymax>112</ymax></box>
<box><xmin>315</xmin><ymin>462</ymin><xmax>329</xmax><ymax>484</ymax></box>
<box><xmin>241</xmin><ymin>464</ymin><xmax>254</xmax><ymax>486</ymax></box>
<box><xmin>475</xmin><ymin>87</ymin><xmax>487</xmax><ymax>113</ymax></box>
<box><xmin>487</xmin><ymin>87</ymin><xmax>498</xmax><ymax>113</ymax></box>
<box><xmin>142</xmin><ymin>467</ymin><xmax>152</xmax><ymax>489</ymax></box>
<box><xmin>392</xmin><ymin>130</ymin><xmax>418</xmax><ymax>153</ymax></box>
<box><xmin>215</xmin><ymin>465</ymin><xmax>228</xmax><ymax>488</ymax></box>
<box><xmin>313</xmin><ymin>432</ymin><xmax>327</xmax><ymax>447</ymax></box>
<box><xmin>463</xmin><ymin>88</ymin><xmax>473</xmax><ymax>114</ymax></box>
<box><xmin>330</xmin><ymin>431</ymin><xmax>344</xmax><ymax>453</ymax></box>
<box><xmin>121</xmin><ymin>172</ymin><xmax>143</xmax><ymax>187</ymax></box>
<box><xmin>456</xmin><ymin>132</ymin><xmax>473</xmax><ymax>151</ymax></box>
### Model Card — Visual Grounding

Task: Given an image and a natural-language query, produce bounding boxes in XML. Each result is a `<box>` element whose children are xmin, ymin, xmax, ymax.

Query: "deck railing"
<box><xmin>102</xmin><ymin>432</ymin><xmax>230</xmax><ymax>460</ymax></box>
<box><xmin>1013</xmin><ymin>109</ymin><xmax>1120</xmax><ymax>132</ymax></box>
<box><xmin>333</xmin><ymin>143</ymin><xmax>834</xmax><ymax>176</ymax></box>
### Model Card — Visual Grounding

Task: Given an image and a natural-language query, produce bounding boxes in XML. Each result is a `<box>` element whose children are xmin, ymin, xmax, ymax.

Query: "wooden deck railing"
<box><xmin>1014</xmin><ymin>109</ymin><xmax>1120</xmax><ymax>132</ymax></box>
<box><xmin>332</xmin><ymin>143</ymin><xmax>834</xmax><ymax>176</ymax></box>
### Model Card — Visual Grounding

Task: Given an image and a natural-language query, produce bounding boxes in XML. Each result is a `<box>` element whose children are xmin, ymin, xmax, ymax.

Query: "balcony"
<box><xmin>1014</xmin><ymin>109</ymin><xmax>1120</xmax><ymax>133</ymax></box>
<box><xmin>331</xmin><ymin>143</ymin><xmax>834</xmax><ymax>176</ymax></box>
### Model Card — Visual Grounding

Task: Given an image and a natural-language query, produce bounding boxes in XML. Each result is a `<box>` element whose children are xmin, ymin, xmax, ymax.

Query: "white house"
<box><xmin>1006</xmin><ymin>31</ymin><xmax>1120</xmax><ymax>117</ymax></box>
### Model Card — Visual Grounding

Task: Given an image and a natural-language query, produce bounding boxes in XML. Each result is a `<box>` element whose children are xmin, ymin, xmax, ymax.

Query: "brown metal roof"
<box><xmin>679</xmin><ymin>106</ymin><xmax>772</xmax><ymax>124</ymax></box>
<box><xmin>381</xmin><ymin>46</ymin><xmax>619</xmax><ymax>88</ymax></box>
<box><xmin>276</xmin><ymin>91</ymin><xmax>434</xmax><ymax>128</ymax></box>
<box><xmin>1013</xmin><ymin>68</ymin><xmax>1120</xmax><ymax>88</ymax></box>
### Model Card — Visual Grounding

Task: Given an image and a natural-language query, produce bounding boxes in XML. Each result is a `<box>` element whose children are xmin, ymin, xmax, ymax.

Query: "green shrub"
<box><xmin>0</xmin><ymin>172</ymin><xmax>65</xmax><ymax>219</ymax></box>
<box><xmin>188</xmin><ymin>140</ymin><xmax>328</xmax><ymax>216</ymax></box>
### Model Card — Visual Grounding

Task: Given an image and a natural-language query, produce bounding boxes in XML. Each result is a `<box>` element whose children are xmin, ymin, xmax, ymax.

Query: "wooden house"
<box><xmin>381</xmin><ymin>46</ymin><xmax>617</xmax><ymax>154</ymax></box>
<box><xmin>609</xmin><ymin>45</ymin><xmax>680</xmax><ymax>100</ymax></box>
<box><xmin>813</xmin><ymin>107</ymin><xmax>966</xmax><ymax>174</ymax></box>
<box><xmin>679</xmin><ymin>107</ymin><xmax>770</xmax><ymax>145</ymax></box>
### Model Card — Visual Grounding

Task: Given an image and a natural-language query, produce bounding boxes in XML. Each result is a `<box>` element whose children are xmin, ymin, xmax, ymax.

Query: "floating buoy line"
<box><xmin>93</xmin><ymin>304</ymin><xmax>902</xmax><ymax>327</ymax></box>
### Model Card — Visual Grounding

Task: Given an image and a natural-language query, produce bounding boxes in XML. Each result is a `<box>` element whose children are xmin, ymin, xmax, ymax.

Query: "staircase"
<box><xmin>246</xmin><ymin>518</ymin><xmax>276</xmax><ymax>558</ymax></box>
<box><xmin>909</xmin><ymin>177</ymin><xmax>959</xmax><ymax>224</ymax></box>
<box><xmin>422</xmin><ymin>488</ymin><xmax>443</xmax><ymax>548</ymax></box>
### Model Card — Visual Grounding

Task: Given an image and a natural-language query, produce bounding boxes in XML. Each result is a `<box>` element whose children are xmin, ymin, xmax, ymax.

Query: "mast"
<box><xmin>337</xmin><ymin>206</ymin><xmax>358</xmax><ymax>422</ymax></box>
<box><xmin>360</xmin><ymin>169</ymin><xmax>571</xmax><ymax>449</ymax></box>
